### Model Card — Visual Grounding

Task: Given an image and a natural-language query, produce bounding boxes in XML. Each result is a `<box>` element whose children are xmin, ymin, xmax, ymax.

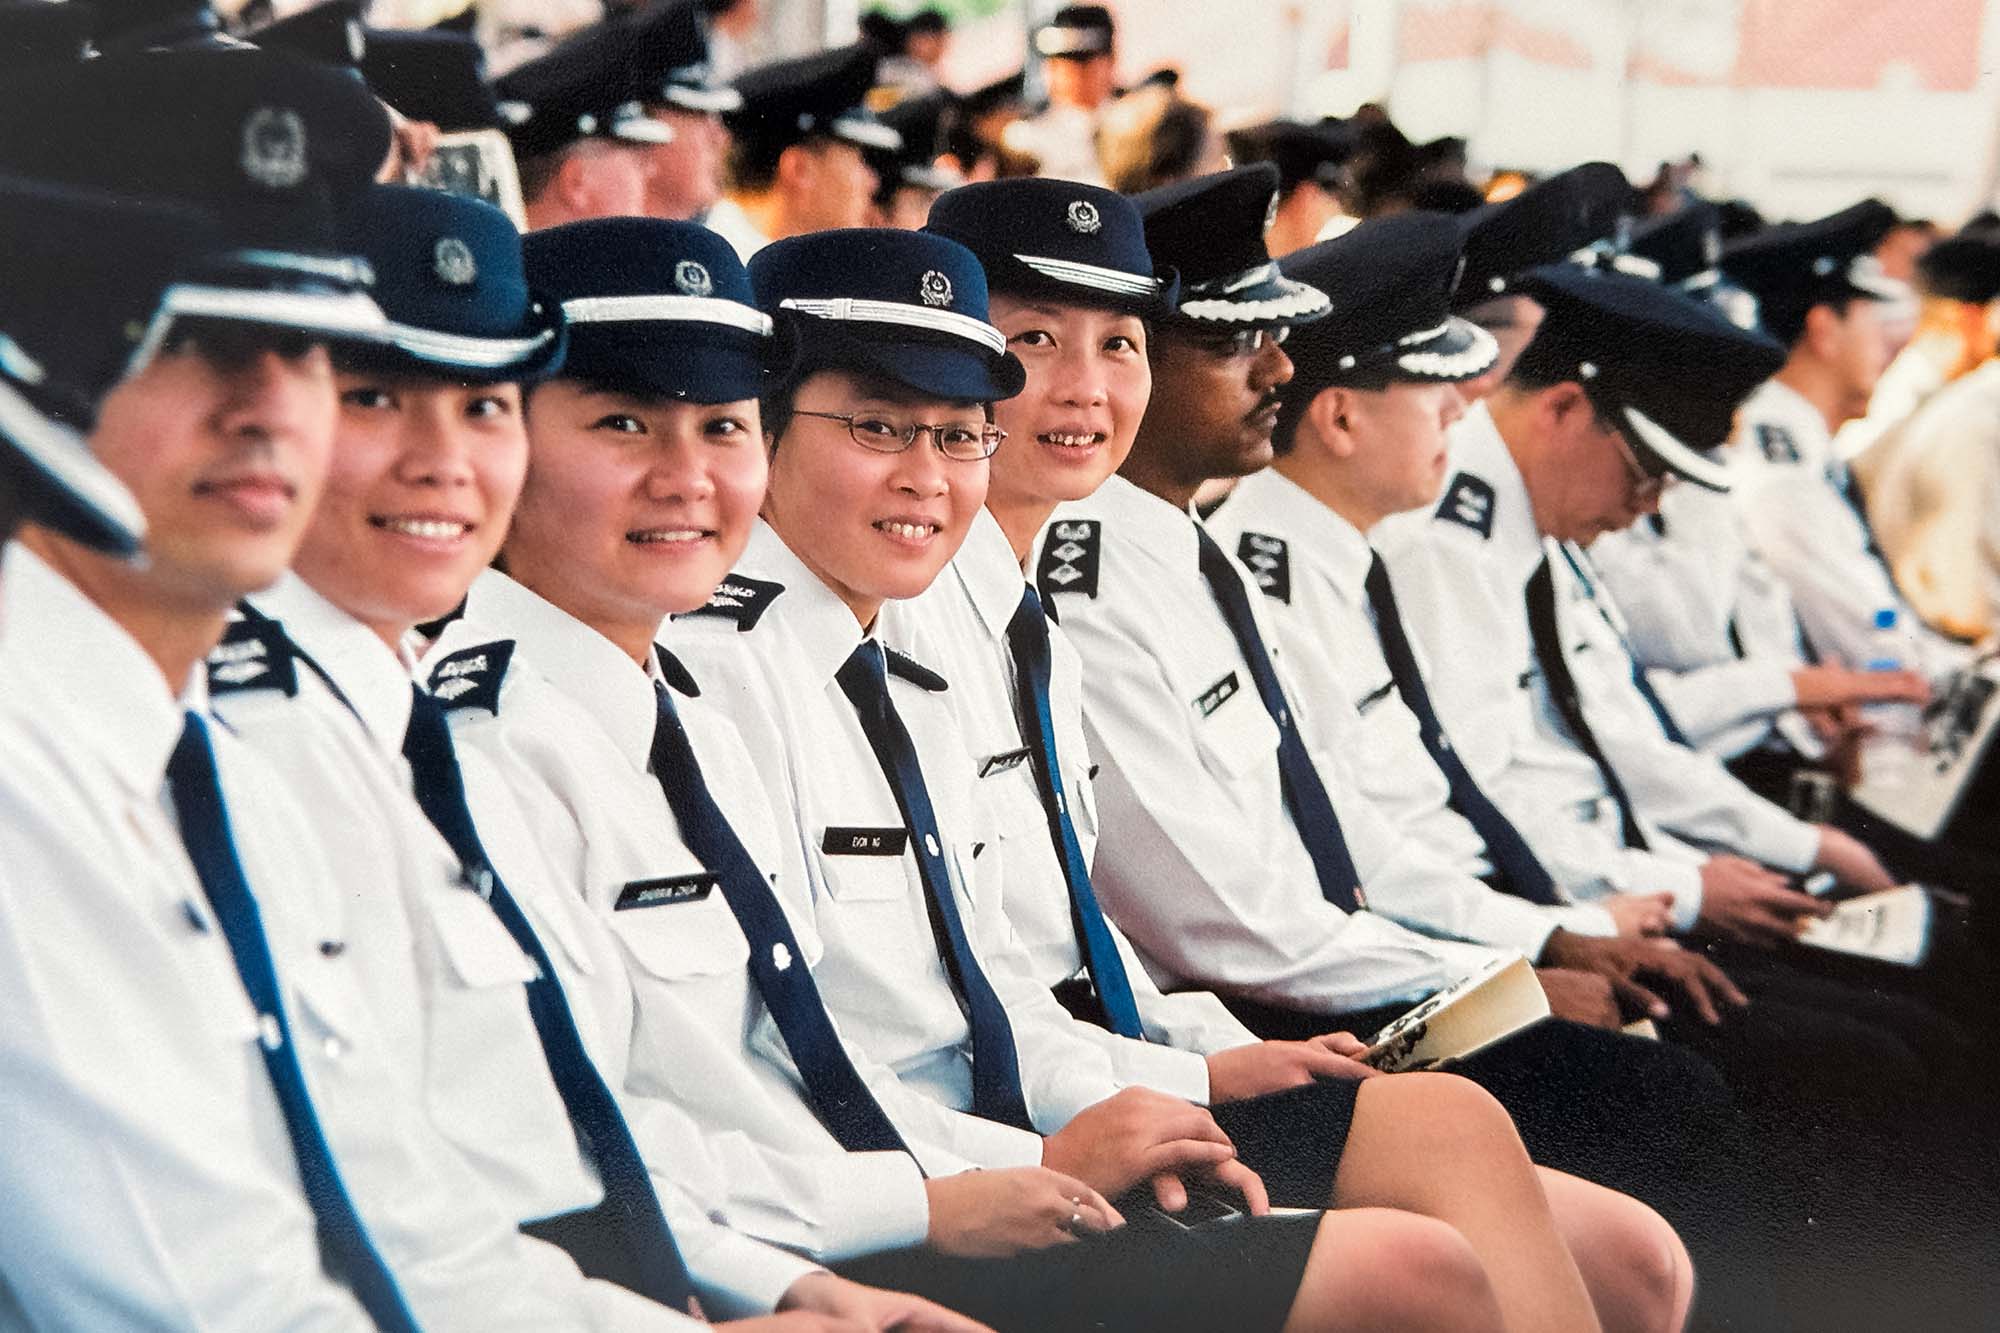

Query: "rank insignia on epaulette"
<box><xmin>1434</xmin><ymin>472</ymin><xmax>1495</xmax><ymax>538</ymax></box>
<box><xmin>1037</xmin><ymin>519</ymin><xmax>1101</xmax><ymax>598</ymax></box>
<box><xmin>427</xmin><ymin>640</ymin><xmax>515</xmax><ymax>715</ymax></box>
<box><xmin>1236</xmin><ymin>531</ymin><xmax>1291</xmax><ymax>603</ymax></box>
<box><xmin>674</xmin><ymin>573</ymin><xmax>784</xmax><ymax>630</ymax></box>
<box><xmin>1753</xmin><ymin>423</ymin><xmax>1800</xmax><ymax>464</ymax></box>
<box><xmin>206</xmin><ymin>617</ymin><xmax>299</xmax><ymax>697</ymax></box>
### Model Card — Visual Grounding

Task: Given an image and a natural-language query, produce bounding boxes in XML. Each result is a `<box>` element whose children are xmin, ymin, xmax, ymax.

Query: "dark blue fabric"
<box><xmin>400</xmin><ymin>690</ymin><xmax>699</xmax><ymax>1314</ymax></box>
<box><xmin>645</xmin><ymin>672</ymin><xmax>913</xmax><ymax>1156</ymax></box>
<box><xmin>1525</xmin><ymin>555</ymin><xmax>1650</xmax><ymax>850</ymax></box>
<box><xmin>1004</xmin><ymin>585</ymin><xmax>1145</xmax><ymax>1038</ymax></box>
<box><xmin>835</xmin><ymin>641</ymin><xmax>1034</xmax><ymax>1131</ymax></box>
<box><xmin>1364</xmin><ymin>554</ymin><xmax>1562</xmax><ymax>906</ymax></box>
<box><xmin>1555</xmin><ymin>543</ymin><xmax>1693</xmax><ymax>747</ymax></box>
<box><xmin>166</xmin><ymin>713</ymin><xmax>422</xmax><ymax>1333</ymax></box>
<box><xmin>1193</xmin><ymin>523</ymin><xmax>1364</xmax><ymax>913</ymax></box>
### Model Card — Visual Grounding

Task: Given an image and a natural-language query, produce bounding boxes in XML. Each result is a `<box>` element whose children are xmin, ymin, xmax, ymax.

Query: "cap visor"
<box><xmin>1177</xmin><ymin>272</ymin><xmax>1330</xmax><ymax>327</ymax></box>
<box><xmin>663</xmin><ymin>85</ymin><xmax>743</xmax><ymax>114</ymax></box>
<box><xmin>130</xmin><ymin>284</ymin><xmax>389</xmax><ymax>372</ymax></box>
<box><xmin>365</xmin><ymin>312</ymin><xmax>569</xmax><ymax>383</ymax></box>
<box><xmin>1621</xmin><ymin>404</ymin><xmax>1731</xmax><ymax>492</ymax></box>
<box><xmin>0</xmin><ymin>375</ymin><xmax>144</xmax><ymax>556</ymax></box>
<box><xmin>559</xmin><ymin>327</ymin><xmax>766</xmax><ymax>403</ymax></box>
<box><xmin>1391</xmin><ymin>316</ymin><xmax>1498</xmax><ymax>382</ymax></box>
<box><xmin>794</xmin><ymin>317</ymin><xmax>1025</xmax><ymax>402</ymax></box>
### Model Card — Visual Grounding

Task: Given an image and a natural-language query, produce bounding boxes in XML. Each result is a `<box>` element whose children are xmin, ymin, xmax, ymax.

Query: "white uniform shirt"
<box><xmin>701</xmin><ymin>197</ymin><xmax>772</xmax><ymax>263</ymax></box>
<box><xmin>1375</xmin><ymin>404</ymin><xmax>1820</xmax><ymax>931</ymax></box>
<box><xmin>1731</xmin><ymin>379</ymin><xmax>1970</xmax><ymax>680</ymax></box>
<box><xmin>1036</xmin><ymin>474</ymin><xmax>1498</xmax><ymax>1017</ymax></box>
<box><xmin>1207</xmin><ymin>468</ymin><xmax>1619</xmax><ymax>954</ymax></box>
<box><xmin>665</xmin><ymin>520</ymin><xmax>1131</xmax><ymax>1161</ymax></box>
<box><xmin>1588</xmin><ymin>481</ymin><xmax>1816</xmax><ymax>759</ymax></box>
<box><xmin>884</xmin><ymin>507</ymin><xmax>1248</xmax><ymax>1103</ymax></box>
<box><xmin>0</xmin><ymin>545</ymin><xmax>597</xmax><ymax>1332</ymax></box>
<box><xmin>435</xmin><ymin>568</ymin><xmax>931</xmax><ymax>1272</ymax></box>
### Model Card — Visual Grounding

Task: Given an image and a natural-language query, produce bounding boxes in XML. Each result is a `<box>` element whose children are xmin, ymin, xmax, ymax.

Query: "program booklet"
<box><xmin>1796</xmin><ymin>886</ymin><xmax>1933</xmax><ymax>968</ymax></box>
<box><xmin>1363</xmin><ymin>953</ymin><xmax>1550</xmax><ymax>1073</ymax></box>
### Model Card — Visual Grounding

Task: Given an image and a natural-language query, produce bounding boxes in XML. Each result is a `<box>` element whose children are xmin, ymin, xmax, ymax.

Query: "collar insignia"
<box><xmin>206</xmin><ymin>616</ymin><xmax>300</xmax><ymax>697</ymax></box>
<box><xmin>674</xmin><ymin>573</ymin><xmax>785</xmax><ymax>631</ymax></box>
<box><xmin>1753</xmin><ymin>422</ymin><xmax>1800</xmax><ymax>464</ymax></box>
<box><xmin>1236</xmin><ymin>531</ymin><xmax>1291</xmax><ymax>603</ymax></box>
<box><xmin>426</xmin><ymin>639</ymin><xmax>515</xmax><ymax>715</ymax></box>
<box><xmin>1036</xmin><ymin>518</ymin><xmax>1101</xmax><ymax>599</ymax></box>
<box><xmin>1433</xmin><ymin>471</ymin><xmax>1496</xmax><ymax>539</ymax></box>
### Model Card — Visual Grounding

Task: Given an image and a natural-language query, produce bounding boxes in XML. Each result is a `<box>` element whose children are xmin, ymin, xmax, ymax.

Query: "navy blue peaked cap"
<box><xmin>1453</xmin><ymin>162</ymin><xmax>1630</xmax><ymax>309</ymax></box>
<box><xmin>0</xmin><ymin>47</ymin><xmax>391</xmax><ymax>255</ymax></box>
<box><xmin>359</xmin><ymin>28</ymin><xmax>508</xmax><ymax>132</ymax></box>
<box><xmin>337</xmin><ymin>186</ymin><xmax>564</xmax><ymax>382</ymax></box>
<box><xmin>1629</xmin><ymin>201</ymin><xmax>1723</xmax><ymax>286</ymax></box>
<box><xmin>1224</xmin><ymin>119</ymin><xmax>1354</xmax><ymax>194</ymax></box>
<box><xmin>1136</xmin><ymin>164</ymin><xmax>1329</xmax><ymax>328</ymax></box>
<box><xmin>624</xmin><ymin>0</ymin><xmax>741</xmax><ymax>113</ymax></box>
<box><xmin>726</xmin><ymin>45</ymin><xmax>900</xmax><ymax>169</ymax></box>
<box><xmin>1279</xmin><ymin>211</ymin><xmax>1496</xmax><ymax>395</ymax></box>
<box><xmin>750</xmin><ymin>228</ymin><xmax>1025</xmax><ymax>402</ymax></box>
<box><xmin>525</xmin><ymin>217</ymin><xmax>770</xmax><ymax>403</ymax></box>
<box><xmin>926</xmin><ymin>178</ymin><xmax>1173</xmax><ymax>316</ymax></box>
<box><xmin>1515</xmin><ymin>263</ymin><xmax>1785</xmax><ymax>491</ymax></box>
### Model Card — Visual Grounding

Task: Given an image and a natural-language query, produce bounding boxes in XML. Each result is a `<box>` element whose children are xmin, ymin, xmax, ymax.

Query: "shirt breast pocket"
<box><xmin>815</xmin><ymin>829</ymin><xmax>918</xmax><ymax>903</ymax></box>
<box><xmin>611</xmin><ymin>884</ymin><xmax>752</xmax><ymax>983</ymax></box>
<box><xmin>1191</xmin><ymin>683</ymin><xmax>1280</xmax><ymax>785</ymax></box>
<box><xmin>429</xmin><ymin>886</ymin><xmax>541</xmax><ymax>989</ymax></box>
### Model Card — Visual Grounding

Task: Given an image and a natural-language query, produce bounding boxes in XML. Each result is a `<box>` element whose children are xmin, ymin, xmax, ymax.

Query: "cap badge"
<box><xmin>674</xmin><ymin>260</ymin><xmax>713</xmax><ymax>297</ymax></box>
<box><xmin>240</xmin><ymin>107</ymin><xmax>308</xmax><ymax>190</ymax></box>
<box><xmin>433</xmin><ymin>237</ymin><xmax>478</xmax><ymax>287</ymax></box>
<box><xmin>1066</xmin><ymin>199</ymin><xmax>1102</xmax><ymax>234</ymax></box>
<box><xmin>919</xmin><ymin>269</ymin><xmax>954</xmax><ymax>308</ymax></box>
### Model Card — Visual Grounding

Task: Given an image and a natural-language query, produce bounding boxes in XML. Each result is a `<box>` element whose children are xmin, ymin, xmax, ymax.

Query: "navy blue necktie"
<box><xmin>400</xmin><ymin>690</ymin><xmax>700</xmax><ymax>1315</ymax></box>
<box><xmin>1364</xmin><ymin>555</ymin><xmax>1563</xmax><ymax>906</ymax></box>
<box><xmin>645</xmin><ymin>673</ymin><xmax>912</xmax><ymax>1156</ymax></box>
<box><xmin>834</xmin><ymin>641</ymin><xmax>1035</xmax><ymax>1132</ymax></box>
<box><xmin>1004</xmin><ymin>586</ymin><xmax>1145</xmax><ymax>1039</ymax></box>
<box><xmin>1193</xmin><ymin>524</ymin><xmax>1365</xmax><ymax>913</ymax></box>
<box><xmin>166</xmin><ymin>714</ymin><xmax>423</xmax><ymax>1333</ymax></box>
<box><xmin>1557</xmin><ymin>544</ymin><xmax>1691</xmax><ymax>746</ymax></box>
<box><xmin>1524</xmin><ymin>556</ymin><xmax>1650</xmax><ymax>850</ymax></box>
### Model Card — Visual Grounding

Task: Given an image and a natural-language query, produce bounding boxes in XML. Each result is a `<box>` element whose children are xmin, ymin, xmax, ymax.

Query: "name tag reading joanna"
<box><xmin>615</xmin><ymin>873</ymin><xmax>719</xmax><ymax>910</ymax></box>
<box><xmin>822</xmin><ymin>827</ymin><xmax>910</xmax><ymax>857</ymax></box>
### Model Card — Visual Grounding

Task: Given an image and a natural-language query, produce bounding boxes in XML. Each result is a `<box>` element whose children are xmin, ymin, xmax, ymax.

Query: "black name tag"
<box><xmin>615</xmin><ymin>873</ymin><xmax>718</xmax><ymax>910</ymax></box>
<box><xmin>978</xmin><ymin>746</ymin><xmax>1033</xmax><ymax>777</ymax></box>
<box><xmin>1196</xmin><ymin>671</ymin><xmax>1241</xmax><ymax>718</ymax></box>
<box><xmin>822</xmin><ymin>826</ymin><xmax>909</xmax><ymax>857</ymax></box>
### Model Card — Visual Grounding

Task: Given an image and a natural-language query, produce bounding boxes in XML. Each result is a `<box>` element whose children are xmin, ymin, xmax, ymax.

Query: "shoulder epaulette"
<box><xmin>1753</xmin><ymin>422</ymin><xmax>1800</xmax><ymax>464</ymax></box>
<box><xmin>1236</xmin><ymin>531</ymin><xmax>1291</xmax><ymax>603</ymax></box>
<box><xmin>884</xmin><ymin>646</ymin><xmax>948</xmax><ymax>692</ymax></box>
<box><xmin>1433</xmin><ymin>471</ymin><xmax>1496</xmax><ymax>539</ymax></box>
<box><xmin>1037</xmin><ymin>518</ymin><xmax>1101</xmax><ymax>599</ymax></box>
<box><xmin>426</xmin><ymin>640</ymin><xmax>515</xmax><ymax>715</ymax></box>
<box><xmin>673</xmin><ymin>573</ymin><xmax>784</xmax><ymax>630</ymax></box>
<box><xmin>206</xmin><ymin>614</ymin><xmax>300</xmax><ymax>697</ymax></box>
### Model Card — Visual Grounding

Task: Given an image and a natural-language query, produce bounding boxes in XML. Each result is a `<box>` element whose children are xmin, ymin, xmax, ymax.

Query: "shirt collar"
<box><xmin>0</xmin><ymin>543</ymin><xmax>188</xmax><ymax>797</ymax></box>
<box><xmin>732</xmin><ymin>518</ymin><xmax>877</xmax><ymax>687</ymax></box>
<box><xmin>1225</xmin><ymin>468</ymin><xmax>1374</xmax><ymax>607</ymax></box>
<box><xmin>1450</xmin><ymin>399</ymin><xmax>1544</xmax><ymax>582</ymax></box>
<box><xmin>247</xmin><ymin>572</ymin><xmax>415</xmax><ymax>758</ymax></box>
<box><xmin>947</xmin><ymin>506</ymin><xmax>1033</xmax><ymax>639</ymax></box>
<box><xmin>1066</xmin><ymin>472</ymin><xmax>1199</xmax><ymax>570</ymax></box>
<box><xmin>461</xmin><ymin>566</ymin><xmax>663</xmax><ymax>774</ymax></box>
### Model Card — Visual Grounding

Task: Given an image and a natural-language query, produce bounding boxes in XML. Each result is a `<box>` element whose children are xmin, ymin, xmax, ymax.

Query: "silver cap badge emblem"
<box><xmin>240</xmin><ymin>107</ymin><xmax>308</xmax><ymax>190</ymax></box>
<box><xmin>919</xmin><ymin>269</ymin><xmax>953</xmax><ymax>307</ymax></box>
<box><xmin>674</xmin><ymin>260</ymin><xmax>713</xmax><ymax>297</ymax></box>
<box><xmin>433</xmin><ymin>237</ymin><xmax>478</xmax><ymax>287</ymax></box>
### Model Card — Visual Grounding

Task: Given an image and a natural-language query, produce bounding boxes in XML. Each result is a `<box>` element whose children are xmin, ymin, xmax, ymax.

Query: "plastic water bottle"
<box><xmin>1862</xmin><ymin>607</ymin><xmax>1924</xmax><ymax>785</ymax></box>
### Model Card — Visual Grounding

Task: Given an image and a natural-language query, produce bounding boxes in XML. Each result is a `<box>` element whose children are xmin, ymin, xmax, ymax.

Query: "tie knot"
<box><xmin>1363</xmin><ymin>552</ymin><xmax>1392</xmax><ymax>605</ymax></box>
<box><xmin>1006</xmin><ymin>584</ymin><xmax>1051</xmax><ymax>649</ymax></box>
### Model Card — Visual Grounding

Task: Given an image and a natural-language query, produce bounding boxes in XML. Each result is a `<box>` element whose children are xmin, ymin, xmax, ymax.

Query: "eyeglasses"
<box><xmin>792</xmin><ymin>409</ymin><xmax>1005</xmax><ymax>461</ymax></box>
<box><xmin>1606</xmin><ymin>422</ymin><xmax>1669</xmax><ymax>504</ymax></box>
<box><xmin>1191</xmin><ymin>325</ymin><xmax>1290</xmax><ymax>358</ymax></box>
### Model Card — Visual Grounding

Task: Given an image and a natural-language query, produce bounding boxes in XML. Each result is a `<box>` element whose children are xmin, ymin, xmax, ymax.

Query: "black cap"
<box><xmin>1136</xmin><ymin>164</ymin><xmax>1329</xmax><ymax>328</ymax></box>
<box><xmin>1514</xmin><ymin>263</ymin><xmax>1786</xmax><ymax>491</ymax></box>
<box><xmin>871</xmin><ymin>91</ymin><xmax>965</xmax><ymax>196</ymax></box>
<box><xmin>750</xmin><ymin>228</ymin><xmax>1025</xmax><ymax>402</ymax></box>
<box><xmin>492</xmin><ymin>18</ymin><xmax>679</xmax><ymax>160</ymax></box>
<box><xmin>1915</xmin><ymin>232</ymin><xmax>2000</xmax><ymax>304</ymax></box>
<box><xmin>359</xmin><ymin>28</ymin><xmax>508</xmax><ymax>132</ymax></box>
<box><xmin>926</xmin><ymin>177</ymin><xmax>1172</xmax><ymax>316</ymax></box>
<box><xmin>92</xmin><ymin>0</ymin><xmax>230</xmax><ymax>52</ymax></box>
<box><xmin>0</xmin><ymin>0</ymin><xmax>97</xmax><ymax>71</ymax></box>
<box><xmin>1034</xmin><ymin>4</ymin><xmax>1113</xmax><ymax>58</ymax></box>
<box><xmin>1224</xmin><ymin>119</ymin><xmax>1353</xmax><ymax>195</ymax></box>
<box><xmin>526</xmin><ymin>217</ymin><xmax>770</xmax><ymax>403</ymax></box>
<box><xmin>621</xmin><ymin>0</ymin><xmax>742</xmax><ymax>114</ymax></box>
<box><xmin>1278</xmin><ymin>212</ymin><xmax>1496</xmax><ymax>397</ymax></box>
<box><xmin>1452</xmin><ymin>162</ymin><xmax>1631</xmax><ymax>308</ymax></box>
<box><xmin>725</xmin><ymin>45</ymin><xmax>900</xmax><ymax>174</ymax></box>
<box><xmin>336</xmin><ymin>186</ymin><xmax>564</xmax><ymax>383</ymax></box>
<box><xmin>1719</xmin><ymin>199</ymin><xmax>1906</xmax><ymax>309</ymax></box>
<box><xmin>1628</xmin><ymin>201</ymin><xmax>1722</xmax><ymax>286</ymax></box>
<box><xmin>245</xmin><ymin>0</ymin><xmax>366</xmax><ymax>66</ymax></box>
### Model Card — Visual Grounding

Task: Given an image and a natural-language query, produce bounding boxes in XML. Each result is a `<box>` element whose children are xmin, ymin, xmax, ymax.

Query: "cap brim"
<box><xmin>661</xmin><ymin>84</ymin><xmax>743</xmax><ymax>114</ymax></box>
<box><xmin>1176</xmin><ymin>270</ymin><xmax>1330</xmax><ymax>327</ymax></box>
<box><xmin>0</xmin><ymin>373</ymin><xmax>144</xmax><ymax>557</ymax></box>
<box><xmin>559</xmin><ymin>326</ymin><xmax>766</xmax><ymax>403</ymax></box>
<box><xmin>610</xmin><ymin>117</ymin><xmax>676</xmax><ymax>146</ymax></box>
<box><xmin>791</xmin><ymin>314</ymin><xmax>1026</xmax><ymax>402</ymax></box>
<box><xmin>1390</xmin><ymin>316</ymin><xmax>1498</xmax><ymax>382</ymax></box>
<box><xmin>130</xmin><ymin>283</ymin><xmax>390</xmax><ymax>371</ymax></box>
<box><xmin>834</xmin><ymin>116</ymin><xmax>903</xmax><ymax>153</ymax></box>
<box><xmin>1621</xmin><ymin>404</ymin><xmax>1731</xmax><ymax>492</ymax></box>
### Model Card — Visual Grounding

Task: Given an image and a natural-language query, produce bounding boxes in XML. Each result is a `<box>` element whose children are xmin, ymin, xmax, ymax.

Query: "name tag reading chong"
<box><xmin>615</xmin><ymin>873</ymin><xmax>718</xmax><ymax>910</ymax></box>
<box><xmin>822</xmin><ymin>826</ymin><xmax>909</xmax><ymax>857</ymax></box>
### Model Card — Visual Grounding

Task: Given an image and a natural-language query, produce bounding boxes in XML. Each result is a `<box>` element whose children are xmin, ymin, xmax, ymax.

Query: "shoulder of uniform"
<box><xmin>883</xmin><ymin>646</ymin><xmax>949</xmax><ymax>692</ymax></box>
<box><xmin>1234</xmin><ymin>530</ymin><xmax>1291</xmax><ymax>603</ymax></box>
<box><xmin>1432</xmin><ymin>470</ymin><xmax>1496</xmax><ymax>539</ymax></box>
<box><xmin>425</xmin><ymin>639</ymin><xmax>516</xmax><ymax>715</ymax></box>
<box><xmin>672</xmin><ymin>573</ymin><xmax>785</xmax><ymax>630</ymax></box>
<box><xmin>205</xmin><ymin>612</ymin><xmax>300</xmax><ymax>698</ymax></box>
<box><xmin>1750</xmin><ymin>421</ymin><xmax>1801</xmax><ymax>464</ymax></box>
<box><xmin>1037</xmin><ymin>517</ymin><xmax>1102</xmax><ymax>599</ymax></box>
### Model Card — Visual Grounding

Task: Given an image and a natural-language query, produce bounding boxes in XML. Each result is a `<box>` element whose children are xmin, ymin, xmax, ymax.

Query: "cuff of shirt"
<box><xmin>1757</xmin><ymin>811</ymin><xmax>1823</xmax><ymax>875</ymax></box>
<box><xmin>792</xmin><ymin>1150</ymin><xmax>933</xmax><ymax>1263</ymax></box>
<box><xmin>1106</xmin><ymin>1033</ymin><xmax>1212</xmax><ymax>1104</ymax></box>
<box><xmin>1555</xmin><ymin>902</ymin><xmax>1620</xmax><ymax>938</ymax></box>
<box><xmin>690</xmin><ymin>1233</ymin><xmax>828</xmax><ymax>1322</ymax></box>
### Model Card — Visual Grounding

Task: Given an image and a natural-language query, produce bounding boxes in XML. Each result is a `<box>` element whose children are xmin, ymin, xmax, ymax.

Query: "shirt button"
<box><xmin>924</xmin><ymin>834</ymin><xmax>940</xmax><ymax>857</ymax></box>
<box><xmin>257</xmin><ymin>1014</ymin><xmax>284</xmax><ymax>1051</ymax></box>
<box><xmin>322</xmin><ymin>1036</ymin><xmax>345</xmax><ymax>1061</ymax></box>
<box><xmin>772</xmin><ymin>943</ymin><xmax>793</xmax><ymax>972</ymax></box>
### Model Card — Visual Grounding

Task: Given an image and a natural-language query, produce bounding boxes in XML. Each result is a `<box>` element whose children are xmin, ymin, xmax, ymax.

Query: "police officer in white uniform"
<box><xmin>1003</xmin><ymin>5</ymin><xmax>1117</xmax><ymax>186</ymax></box>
